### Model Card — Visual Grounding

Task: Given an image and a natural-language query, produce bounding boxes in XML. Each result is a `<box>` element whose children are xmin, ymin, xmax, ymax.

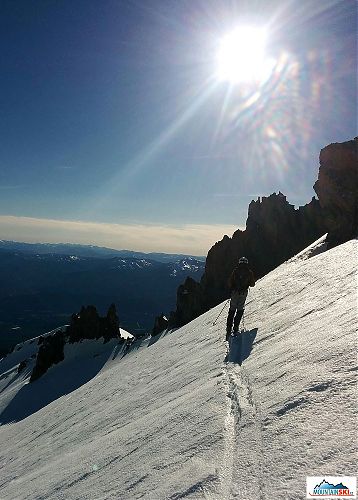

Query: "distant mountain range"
<box><xmin>0</xmin><ymin>242</ymin><xmax>205</xmax><ymax>355</ymax></box>
<box><xmin>0</xmin><ymin>240</ymin><xmax>205</xmax><ymax>262</ymax></box>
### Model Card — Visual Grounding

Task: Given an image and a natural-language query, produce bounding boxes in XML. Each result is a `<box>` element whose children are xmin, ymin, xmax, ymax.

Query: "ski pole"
<box><xmin>213</xmin><ymin>299</ymin><xmax>230</xmax><ymax>325</ymax></box>
<box><xmin>241</xmin><ymin>288</ymin><xmax>250</xmax><ymax>331</ymax></box>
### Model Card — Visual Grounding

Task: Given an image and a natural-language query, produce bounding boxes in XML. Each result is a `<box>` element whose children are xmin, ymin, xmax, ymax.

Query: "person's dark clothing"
<box><xmin>226</xmin><ymin>263</ymin><xmax>255</xmax><ymax>339</ymax></box>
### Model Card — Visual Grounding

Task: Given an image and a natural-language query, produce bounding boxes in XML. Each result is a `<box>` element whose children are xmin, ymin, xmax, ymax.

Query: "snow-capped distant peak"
<box><xmin>113</xmin><ymin>258</ymin><xmax>153</xmax><ymax>270</ymax></box>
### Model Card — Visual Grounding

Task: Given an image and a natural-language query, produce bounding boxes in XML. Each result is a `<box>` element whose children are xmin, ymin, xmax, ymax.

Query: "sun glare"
<box><xmin>216</xmin><ymin>26</ymin><xmax>271</xmax><ymax>84</ymax></box>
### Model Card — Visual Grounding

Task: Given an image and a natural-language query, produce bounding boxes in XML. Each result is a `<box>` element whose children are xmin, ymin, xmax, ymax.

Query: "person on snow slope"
<box><xmin>226</xmin><ymin>256</ymin><xmax>255</xmax><ymax>341</ymax></box>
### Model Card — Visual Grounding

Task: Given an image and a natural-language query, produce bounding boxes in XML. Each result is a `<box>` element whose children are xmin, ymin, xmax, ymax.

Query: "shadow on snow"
<box><xmin>0</xmin><ymin>349</ymin><xmax>112</xmax><ymax>425</ymax></box>
<box><xmin>226</xmin><ymin>328</ymin><xmax>258</xmax><ymax>365</ymax></box>
<box><xmin>0</xmin><ymin>330</ymin><xmax>174</xmax><ymax>425</ymax></box>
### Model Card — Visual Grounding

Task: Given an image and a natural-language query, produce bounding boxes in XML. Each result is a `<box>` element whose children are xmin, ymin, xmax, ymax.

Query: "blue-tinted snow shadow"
<box><xmin>112</xmin><ymin>342</ymin><xmax>127</xmax><ymax>360</ymax></box>
<box><xmin>147</xmin><ymin>329</ymin><xmax>171</xmax><ymax>347</ymax></box>
<box><xmin>0</xmin><ymin>351</ymin><xmax>111</xmax><ymax>425</ymax></box>
<box><xmin>227</xmin><ymin>328</ymin><xmax>258</xmax><ymax>365</ymax></box>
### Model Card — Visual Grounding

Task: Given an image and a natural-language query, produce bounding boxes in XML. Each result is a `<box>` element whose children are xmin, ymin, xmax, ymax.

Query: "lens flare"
<box><xmin>216</xmin><ymin>26</ymin><xmax>273</xmax><ymax>84</ymax></box>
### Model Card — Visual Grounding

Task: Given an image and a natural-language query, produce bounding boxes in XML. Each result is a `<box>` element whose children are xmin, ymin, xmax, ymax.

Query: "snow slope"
<box><xmin>0</xmin><ymin>238</ymin><xmax>356</xmax><ymax>499</ymax></box>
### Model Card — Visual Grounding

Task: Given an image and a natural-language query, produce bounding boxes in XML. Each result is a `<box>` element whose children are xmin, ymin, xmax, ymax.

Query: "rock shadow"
<box><xmin>0</xmin><ymin>350</ymin><xmax>110</xmax><ymax>425</ymax></box>
<box><xmin>112</xmin><ymin>342</ymin><xmax>126</xmax><ymax>360</ymax></box>
<box><xmin>227</xmin><ymin>328</ymin><xmax>258</xmax><ymax>365</ymax></box>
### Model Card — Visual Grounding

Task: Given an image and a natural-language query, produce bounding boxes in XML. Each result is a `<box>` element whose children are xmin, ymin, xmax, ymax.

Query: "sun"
<box><xmin>216</xmin><ymin>26</ymin><xmax>271</xmax><ymax>84</ymax></box>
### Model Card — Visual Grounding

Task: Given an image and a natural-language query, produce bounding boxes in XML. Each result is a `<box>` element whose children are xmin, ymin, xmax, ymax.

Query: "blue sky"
<box><xmin>0</xmin><ymin>0</ymin><xmax>356</xmax><ymax>254</ymax></box>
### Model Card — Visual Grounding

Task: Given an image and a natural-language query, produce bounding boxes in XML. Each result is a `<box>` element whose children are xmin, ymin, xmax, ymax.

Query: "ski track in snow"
<box><xmin>223</xmin><ymin>351</ymin><xmax>265</xmax><ymax>500</ymax></box>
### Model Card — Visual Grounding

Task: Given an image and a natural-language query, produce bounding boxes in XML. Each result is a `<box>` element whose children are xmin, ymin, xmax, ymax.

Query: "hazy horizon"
<box><xmin>0</xmin><ymin>215</ymin><xmax>238</xmax><ymax>256</ymax></box>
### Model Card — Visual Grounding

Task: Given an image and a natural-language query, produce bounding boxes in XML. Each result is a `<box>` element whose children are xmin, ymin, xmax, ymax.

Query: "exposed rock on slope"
<box><xmin>171</xmin><ymin>193</ymin><xmax>326</xmax><ymax>327</ymax></box>
<box><xmin>68</xmin><ymin>303</ymin><xmax>120</xmax><ymax>344</ymax></box>
<box><xmin>170</xmin><ymin>137</ymin><xmax>357</xmax><ymax>328</ymax></box>
<box><xmin>30</xmin><ymin>330</ymin><xmax>65</xmax><ymax>382</ymax></box>
<box><xmin>30</xmin><ymin>304</ymin><xmax>121</xmax><ymax>381</ymax></box>
<box><xmin>152</xmin><ymin>313</ymin><xmax>169</xmax><ymax>336</ymax></box>
<box><xmin>314</xmin><ymin>137</ymin><xmax>357</xmax><ymax>247</ymax></box>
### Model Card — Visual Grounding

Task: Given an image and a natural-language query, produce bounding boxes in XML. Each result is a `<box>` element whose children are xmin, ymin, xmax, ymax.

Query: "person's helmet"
<box><xmin>238</xmin><ymin>256</ymin><xmax>248</xmax><ymax>265</ymax></box>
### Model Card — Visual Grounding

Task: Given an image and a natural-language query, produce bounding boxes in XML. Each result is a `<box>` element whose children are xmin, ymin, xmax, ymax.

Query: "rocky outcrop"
<box><xmin>314</xmin><ymin>137</ymin><xmax>357</xmax><ymax>247</ymax></box>
<box><xmin>68</xmin><ymin>303</ymin><xmax>120</xmax><ymax>344</ymax></box>
<box><xmin>18</xmin><ymin>359</ymin><xmax>27</xmax><ymax>374</ymax></box>
<box><xmin>169</xmin><ymin>138</ymin><xmax>357</xmax><ymax>328</ymax></box>
<box><xmin>30</xmin><ymin>330</ymin><xmax>65</xmax><ymax>382</ymax></box>
<box><xmin>30</xmin><ymin>304</ymin><xmax>121</xmax><ymax>382</ymax></box>
<box><xmin>171</xmin><ymin>277</ymin><xmax>205</xmax><ymax>327</ymax></box>
<box><xmin>169</xmin><ymin>193</ymin><xmax>327</xmax><ymax>327</ymax></box>
<box><xmin>152</xmin><ymin>313</ymin><xmax>169</xmax><ymax>336</ymax></box>
<box><xmin>170</xmin><ymin>138</ymin><xmax>358</xmax><ymax>326</ymax></box>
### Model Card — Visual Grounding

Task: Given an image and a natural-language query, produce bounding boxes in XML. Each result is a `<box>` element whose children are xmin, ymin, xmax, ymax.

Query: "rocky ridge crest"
<box><xmin>168</xmin><ymin>137</ymin><xmax>357</xmax><ymax>329</ymax></box>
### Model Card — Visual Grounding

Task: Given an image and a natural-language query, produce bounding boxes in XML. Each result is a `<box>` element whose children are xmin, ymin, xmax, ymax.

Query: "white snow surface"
<box><xmin>119</xmin><ymin>328</ymin><xmax>134</xmax><ymax>340</ymax></box>
<box><xmin>0</xmin><ymin>238</ymin><xmax>356</xmax><ymax>499</ymax></box>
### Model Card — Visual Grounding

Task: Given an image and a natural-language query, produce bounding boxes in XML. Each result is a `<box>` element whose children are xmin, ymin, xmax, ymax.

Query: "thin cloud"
<box><xmin>0</xmin><ymin>215</ymin><xmax>239</xmax><ymax>256</ymax></box>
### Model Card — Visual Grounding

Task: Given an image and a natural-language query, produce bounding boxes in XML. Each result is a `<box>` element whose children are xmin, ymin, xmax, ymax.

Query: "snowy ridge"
<box><xmin>0</xmin><ymin>238</ymin><xmax>356</xmax><ymax>499</ymax></box>
<box><xmin>287</xmin><ymin>233</ymin><xmax>328</xmax><ymax>263</ymax></box>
